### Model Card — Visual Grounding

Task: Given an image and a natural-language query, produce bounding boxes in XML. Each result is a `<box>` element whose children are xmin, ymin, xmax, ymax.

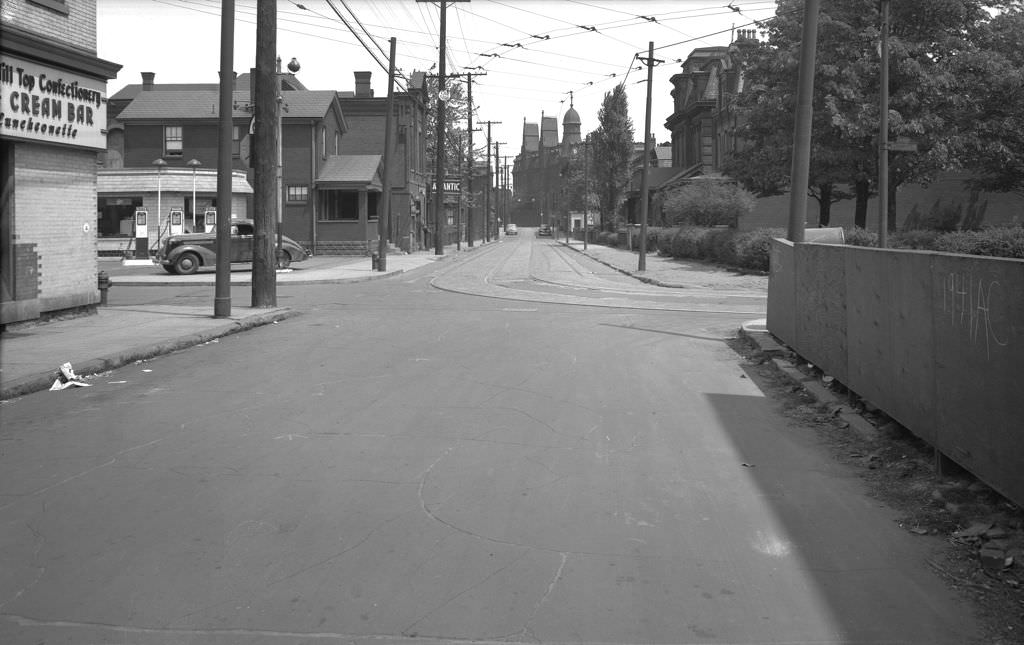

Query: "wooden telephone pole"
<box><xmin>637</xmin><ymin>42</ymin><xmax>663</xmax><ymax>272</ymax></box>
<box><xmin>494</xmin><ymin>140</ymin><xmax>506</xmax><ymax>237</ymax></box>
<box><xmin>377</xmin><ymin>37</ymin><xmax>397</xmax><ymax>271</ymax></box>
<box><xmin>252</xmin><ymin>0</ymin><xmax>277</xmax><ymax>306</ymax></box>
<box><xmin>480</xmin><ymin>120</ymin><xmax>501</xmax><ymax>241</ymax></box>
<box><xmin>214</xmin><ymin>0</ymin><xmax>234</xmax><ymax>317</ymax></box>
<box><xmin>464</xmin><ymin>71</ymin><xmax>485</xmax><ymax>247</ymax></box>
<box><xmin>418</xmin><ymin>0</ymin><xmax>470</xmax><ymax>255</ymax></box>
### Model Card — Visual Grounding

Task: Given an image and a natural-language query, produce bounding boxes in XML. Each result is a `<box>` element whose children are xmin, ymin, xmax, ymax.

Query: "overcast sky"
<box><xmin>96</xmin><ymin>0</ymin><xmax>777</xmax><ymax>155</ymax></box>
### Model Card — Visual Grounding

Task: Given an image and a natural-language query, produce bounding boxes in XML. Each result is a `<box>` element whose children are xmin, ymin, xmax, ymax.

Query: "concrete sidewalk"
<box><xmin>558</xmin><ymin>238</ymin><xmax>769</xmax><ymax>291</ymax></box>
<box><xmin>1</xmin><ymin>251</ymin><xmax>446</xmax><ymax>400</ymax></box>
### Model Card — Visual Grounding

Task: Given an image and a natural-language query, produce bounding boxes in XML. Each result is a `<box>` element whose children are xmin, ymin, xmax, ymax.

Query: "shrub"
<box><xmin>893</xmin><ymin>229</ymin><xmax>941</xmax><ymax>250</ymax></box>
<box><xmin>843</xmin><ymin>227</ymin><xmax>878</xmax><ymax>247</ymax></box>
<box><xmin>668</xmin><ymin>227</ymin><xmax>708</xmax><ymax>258</ymax></box>
<box><xmin>732</xmin><ymin>228</ymin><xmax>784</xmax><ymax>272</ymax></box>
<box><xmin>932</xmin><ymin>226</ymin><xmax>1024</xmax><ymax>259</ymax></box>
<box><xmin>663</xmin><ymin>179</ymin><xmax>756</xmax><ymax>227</ymax></box>
<box><xmin>703</xmin><ymin>227</ymin><xmax>737</xmax><ymax>265</ymax></box>
<box><xmin>596</xmin><ymin>230</ymin><xmax>619</xmax><ymax>247</ymax></box>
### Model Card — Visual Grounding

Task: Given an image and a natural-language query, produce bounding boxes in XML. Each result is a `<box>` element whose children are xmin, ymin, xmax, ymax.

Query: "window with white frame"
<box><xmin>232</xmin><ymin>125</ymin><xmax>241</xmax><ymax>157</ymax></box>
<box><xmin>164</xmin><ymin>126</ymin><xmax>183</xmax><ymax>157</ymax></box>
<box><xmin>287</xmin><ymin>185</ymin><xmax>308</xmax><ymax>203</ymax></box>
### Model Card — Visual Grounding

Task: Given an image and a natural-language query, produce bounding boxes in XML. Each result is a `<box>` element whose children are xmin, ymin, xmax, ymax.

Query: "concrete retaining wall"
<box><xmin>768</xmin><ymin>239</ymin><xmax>1024</xmax><ymax>505</ymax></box>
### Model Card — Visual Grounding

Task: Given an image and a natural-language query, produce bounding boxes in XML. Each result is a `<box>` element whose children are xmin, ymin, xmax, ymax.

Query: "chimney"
<box><xmin>141</xmin><ymin>72</ymin><xmax>155</xmax><ymax>90</ymax></box>
<box><xmin>354</xmin><ymin>71</ymin><xmax>373</xmax><ymax>98</ymax></box>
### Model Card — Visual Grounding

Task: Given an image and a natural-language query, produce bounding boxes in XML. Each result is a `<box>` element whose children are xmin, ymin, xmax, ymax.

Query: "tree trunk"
<box><xmin>854</xmin><ymin>178</ymin><xmax>870</xmax><ymax>228</ymax></box>
<box><xmin>888</xmin><ymin>180</ymin><xmax>899</xmax><ymax>232</ymax></box>
<box><xmin>817</xmin><ymin>183</ymin><xmax>832</xmax><ymax>227</ymax></box>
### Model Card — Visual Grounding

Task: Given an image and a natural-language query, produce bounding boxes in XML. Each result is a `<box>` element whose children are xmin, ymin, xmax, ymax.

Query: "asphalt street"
<box><xmin>0</xmin><ymin>233</ymin><xmax>980</xmax><ymax>644</ymax></box>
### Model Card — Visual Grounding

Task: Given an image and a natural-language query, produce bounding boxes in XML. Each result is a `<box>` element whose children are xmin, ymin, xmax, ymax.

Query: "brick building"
<box><xmin>104</xmin><ymin>66</ymin><xmax>430</xmax><ymax>256</ymax></box>
<box><xmin>337</xmin><ymin>70</ymin><xmax>429</xmax><ymax>252</ymax></box>
<box><xmin>1</xmin><ymin>0</ymin><xmax>121</xmax><ymax>325</ymax></box>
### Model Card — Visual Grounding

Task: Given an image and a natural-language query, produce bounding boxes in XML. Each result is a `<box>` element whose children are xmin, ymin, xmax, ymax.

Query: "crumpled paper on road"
<box><xmin>50</xmin><ymin>362</ymin><xmax>91</xmax><ymax>390</ymax></box>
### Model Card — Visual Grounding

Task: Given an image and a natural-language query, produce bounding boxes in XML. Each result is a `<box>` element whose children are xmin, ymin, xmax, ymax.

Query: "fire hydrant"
<box><xmin>97</xmin><ymin>270</ymin><xmax>112</xmax><ymax>305</ymax></box>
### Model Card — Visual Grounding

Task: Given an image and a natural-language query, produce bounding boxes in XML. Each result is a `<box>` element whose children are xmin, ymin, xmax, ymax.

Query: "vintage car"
<box><xmin>155</xmin><ymin>219</ymin><xmax>311</xmax><ymax>275</ymax></box>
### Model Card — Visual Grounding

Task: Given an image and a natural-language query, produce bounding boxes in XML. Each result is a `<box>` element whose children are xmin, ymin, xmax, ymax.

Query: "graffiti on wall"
<box><xmin>941</xmin><ymin>271</ymin><xmax>1009</xmax><ymax>360</ymax></box>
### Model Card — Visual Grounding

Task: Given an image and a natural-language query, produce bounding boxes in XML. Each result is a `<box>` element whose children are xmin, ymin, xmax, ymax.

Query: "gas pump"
<box><xmin>169</xmin><ymin>208</ymin><xmax>184</xmax><ymax>236</ymax></box>
<box><xmin>133</xmin><ymin>210</ymin><xmax>149</xmax><ymax>259</ymax></box>
<box><xmin>204</xmin><ymin>210</ymin><xmax>217</xmax><ymax>232</ymax></box>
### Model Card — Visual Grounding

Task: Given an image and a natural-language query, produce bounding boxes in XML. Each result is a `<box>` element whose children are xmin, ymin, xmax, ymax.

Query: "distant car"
<box><xmin>505</xmin><ymin>224</ymin><xmax>518</xmax><ymax>235</ymax></box>
<box><xmin>538</xmin><ymin>224</ymin><xmax>552</xmax><ymax>237</ymax></box>
<box><xmin>155</xmin><ymin>219</ymin><xmax>311</xmax><ymax>275</ymax></box>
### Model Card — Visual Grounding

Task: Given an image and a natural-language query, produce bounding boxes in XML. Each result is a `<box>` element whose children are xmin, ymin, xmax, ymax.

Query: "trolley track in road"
<box><xmin>428</xmin><ymin>237</ymin><xmax>766</xmax><ymax>315</ymax></box>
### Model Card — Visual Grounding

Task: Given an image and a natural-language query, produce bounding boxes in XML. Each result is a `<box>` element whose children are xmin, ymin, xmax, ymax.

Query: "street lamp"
<box><xmin>186</xmin><ymin>158</ymin><xmax>202</xmax><ymax>231</ymax></box>
<box><xmin>152</xmin><ymin>158</ymin><xmax>167</xmax><ymax>245</ymax></box>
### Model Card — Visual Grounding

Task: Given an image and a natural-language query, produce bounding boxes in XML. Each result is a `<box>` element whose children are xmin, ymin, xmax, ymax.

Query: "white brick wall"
<box><xmin>16</xmin><ymin>142</ymin><xmax>99</xmax><ymax>310</ymax></box>
<box><xmin>1</xmin><ymin>0</ymin><xmax>97</xmax><ymax>53</ymax></box>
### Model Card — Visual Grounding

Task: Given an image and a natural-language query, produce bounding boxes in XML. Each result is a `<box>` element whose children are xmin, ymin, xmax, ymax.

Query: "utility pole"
<box><xmin>637</xmin><ymin>42</ymin><xmax>663</xmax><ymax>272</ymax></box>
<box><xmin>582</xmin><ymin>139</ymin><xmax>589</xmax><ymax>250</ymax></box>
<box><xmin>878</xmin><ymin>0</ymin><xmax>890</xmax><ymax>248</ymax></box>
<box><xmin>378</xmin><ymin>36</ymin><xmax>397</xmax><ymax>271</ymax></box>
<box><xmin>787</xmin><ymin>0</ymin><xmax>821</xmax><ymax>243</ymax></box>
<box><xmin>418</xmin><ymin>0</ymin><xmax>469</xmax><ymax>255</ymax></box>
<box><xmin>539</xmin><ymin>113</ymin><xmax>546</xmax><ymax>229</ymax></box>
<box><xmin>252</xmin><ymin>0</ymin><xmax>277</xmax><ymax>306</ymax></box>
<box><xmin>480</xmin><ymin>120</ymin><xmax>501</xmax><ymax>240</ymax></box>
<box><xmin>464</xmin><ymin>71</ymin><xmax>485</xmax><ymax>247</ymax></box>
<box><xmin>214</xmin><ymin>0</ymin><xmax>234</xmax><ymax>318</ymax></box>
<box><xmin>494</xmin><ymin>141</ymin><xmax>505</xmax><ymax>238</ymax></box>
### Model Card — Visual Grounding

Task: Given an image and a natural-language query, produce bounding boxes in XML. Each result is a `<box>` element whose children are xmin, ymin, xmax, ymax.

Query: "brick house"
<box><xmin>1</xmin><ymin>0</ymin><xmax>121</xmax><ymax>325</ymax></box>
<box><xmin>336</xmin><ymin>70</ymin><xmax>429</xmax><ymax>252</ymax></box>
<box><xmin>105</xmin><ymin>66</ymin><xmax>430</xmax><ymax>256</ymax></box>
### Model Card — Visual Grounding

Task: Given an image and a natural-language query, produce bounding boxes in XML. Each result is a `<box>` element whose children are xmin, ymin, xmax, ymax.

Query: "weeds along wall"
<box><xmin>768</xmin><ymin>239</ymin><xmax>1024</xmax><ymax>506</ymax></box>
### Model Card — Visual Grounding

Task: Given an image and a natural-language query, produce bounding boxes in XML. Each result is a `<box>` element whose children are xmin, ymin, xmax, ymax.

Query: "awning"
<box><xmin>98</xmin><ymin>168</ymin><xmax>253</xmax><ymax>194</ymax></box>
<box><xmin>315</xmin><ymin>154</ymin><xmax>382</xmax><ymax>191</ymax></box>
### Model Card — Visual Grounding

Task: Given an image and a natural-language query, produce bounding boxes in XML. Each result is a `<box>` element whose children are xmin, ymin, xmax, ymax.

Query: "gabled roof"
<box><xmin>316</xmin><ymin>155</ymin><xmax>382</xmax><ymax>190</ymax></box>
<box><xmin>110</xmin><ymin>83</ymin><xmax>218</xmax><ymax>102</ymax></box>
<box><xmin>116</xmin><ymin>89</ymin><xmax>340</xmax><ymax>121</ymax></box>
<box><xmin>655</xmin><ymin>146</ymin><xmax>672</xmax><ymax>166</ymax></box>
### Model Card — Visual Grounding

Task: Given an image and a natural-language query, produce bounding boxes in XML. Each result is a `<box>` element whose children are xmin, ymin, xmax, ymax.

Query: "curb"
<box><xmin>111</xmin><ymin>268</ymin><xmax>405</xmax><ymax>287</ymax></box>
<box><xmin>0</xmin><ymin>308</ymin><xmax>299</xmax><ymax>401</ymax></box>
<box><xmin>738</xmin><ymin>325</ymin><xmax>880</xmax><ymax>442</ymax></box>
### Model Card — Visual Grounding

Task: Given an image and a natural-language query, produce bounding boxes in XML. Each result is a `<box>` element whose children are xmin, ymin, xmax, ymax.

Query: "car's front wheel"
<box><xmin>275</xmin><ymin>250</ymin><xmax>291</xmax><ymax>270</ymax></box>
<box><xmin>174</xmin><ymin>252</ymin><xmax>201</xmax><ymax>275</ymax></box>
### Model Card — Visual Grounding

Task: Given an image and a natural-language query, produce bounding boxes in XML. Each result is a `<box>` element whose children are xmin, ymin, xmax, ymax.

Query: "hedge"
<box><xmin>589</xmin><ymin>224</ymin><xmax>1024</xmax><ymax>273</ymax></box>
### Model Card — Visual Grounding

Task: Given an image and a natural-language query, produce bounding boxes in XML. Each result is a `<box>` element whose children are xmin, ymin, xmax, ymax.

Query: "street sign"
<box><xmin>888</xmin><ymin>138</ymin><xmax>918</xmax><ymax>152</ymax></box>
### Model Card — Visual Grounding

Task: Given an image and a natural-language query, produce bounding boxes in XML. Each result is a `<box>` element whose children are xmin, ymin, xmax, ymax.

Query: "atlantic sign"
<box><xmin>0</xmin><ymin>54</ymin><xmax>108</xmax><ymax>150</ymax></box>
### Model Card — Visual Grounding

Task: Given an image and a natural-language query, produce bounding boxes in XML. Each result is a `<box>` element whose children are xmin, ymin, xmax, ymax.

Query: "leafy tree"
<box><xmin>947</xmin><ymin>8</ymin><xmax>1024</xmax><ymax>195</ymax></box>
<box><xmin>590</xmin><ymin>84</ymin><xmax>634</xmax><ymax>229</ymax></box>
<box><xmin>724</xmin><ymin>0</ymin><xmax>1015</xmax><ymax>229</ymax></box>
<box><xmin>663</xmin><ymin>179</ymin><xmax>756</xmax><ymax>226</ymax></box>
<box><xmin>423</xmin><ymin>75</ymin><xmax>470</xmax><ymax>179</ymax></box>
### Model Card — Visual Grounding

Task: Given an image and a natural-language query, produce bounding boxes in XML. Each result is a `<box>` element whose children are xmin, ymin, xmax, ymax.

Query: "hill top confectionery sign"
<box><xmin>0</xmin><ymin>54</ymin><xmax>108</xmax><ymax>150</ymax></box>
